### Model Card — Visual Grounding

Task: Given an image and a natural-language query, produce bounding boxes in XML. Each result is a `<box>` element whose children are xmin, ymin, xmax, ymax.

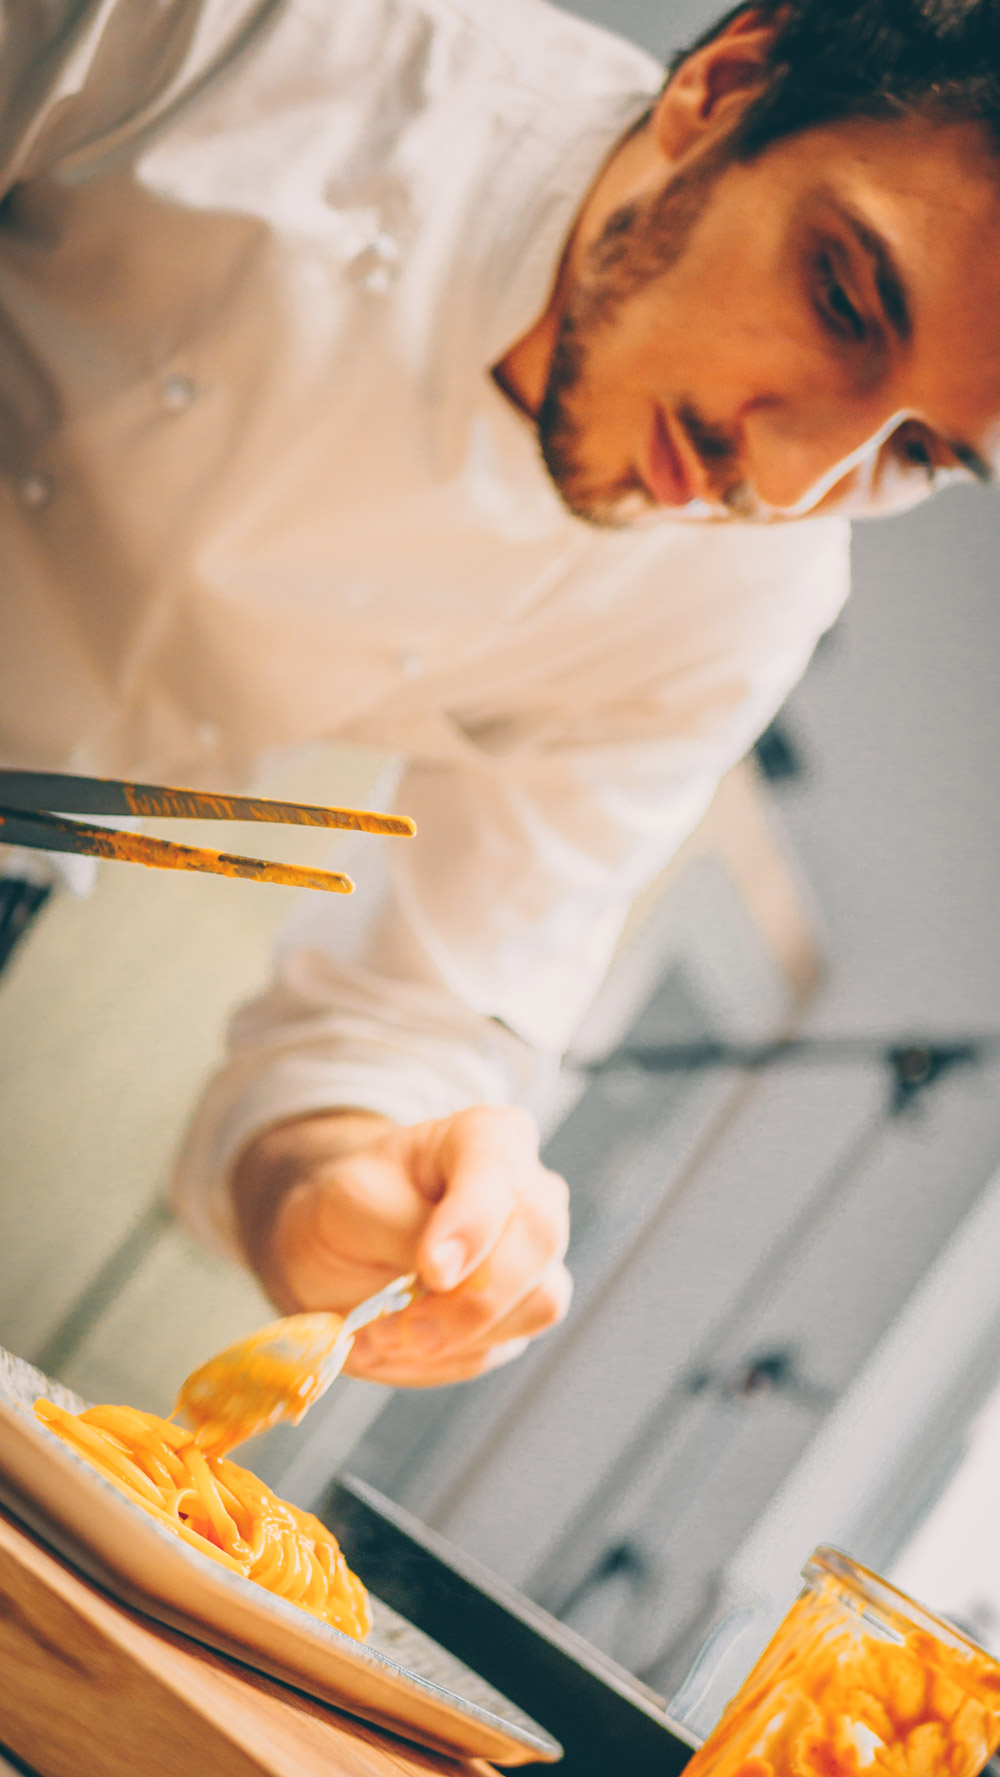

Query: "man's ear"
<box><xmin>651</xmin><ymin>9</ymin><xmax>779</xmax><ymax>162</ymax></box>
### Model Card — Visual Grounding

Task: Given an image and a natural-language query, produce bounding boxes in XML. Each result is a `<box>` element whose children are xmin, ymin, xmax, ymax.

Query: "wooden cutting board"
<box><xmin>0</xmin><ymin>1507</ymin><xmax>499</xmax><ymax>1777</ymax></box>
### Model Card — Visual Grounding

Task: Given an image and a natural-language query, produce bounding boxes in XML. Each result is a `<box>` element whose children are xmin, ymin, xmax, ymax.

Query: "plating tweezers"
<box><xmin>0</xmin><ymin>770</ymin><xmax>415</xmax><ymax>894</ymax></box>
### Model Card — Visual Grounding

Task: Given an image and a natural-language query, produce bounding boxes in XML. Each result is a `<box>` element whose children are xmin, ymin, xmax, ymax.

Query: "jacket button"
<box><xmin>162</xmin><ymin>374</ymin><xmax>196</xmax><ymax>412</ymax></box>
<box><xmin>362</xmin><ymin>229</ymin><xmax>399</xmax><ymax>294</ymax></box>
<box><xmin>19</xmin><ymin>472</ymin><xmax>53</xmax><ymax>507</ymax></box>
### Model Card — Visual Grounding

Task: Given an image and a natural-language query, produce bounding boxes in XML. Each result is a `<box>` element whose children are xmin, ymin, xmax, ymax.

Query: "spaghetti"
<box><xmin>175</xmin><ymin>1312</ymin><xmax>347</xmax><ymax>1454</ymax></box>
<box><xmin>33</xmin><ymin>1398</ymin><xmax>372</xmax><ymax>1640</ymax></box>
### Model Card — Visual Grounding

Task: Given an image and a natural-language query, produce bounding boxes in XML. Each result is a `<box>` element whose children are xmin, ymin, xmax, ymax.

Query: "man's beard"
<box><xmin>536</xmin><ymin>144</ymin><xmax>757</xmax><ymax>527</ymax></box>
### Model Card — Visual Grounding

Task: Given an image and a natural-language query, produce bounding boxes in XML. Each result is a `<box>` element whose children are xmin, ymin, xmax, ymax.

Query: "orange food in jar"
<box><xmin>684</xmin><ymin>1549</ymin><xmax>1000</xmax><ymax>1777</ymax></box>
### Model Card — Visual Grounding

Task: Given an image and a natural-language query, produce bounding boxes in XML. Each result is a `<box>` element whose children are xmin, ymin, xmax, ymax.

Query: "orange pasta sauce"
<box><xmin>685</xmin><ymin>1553</ymin><xmax>1000</xmax><ymax>1777</ymax></box>
<box><xmin>34</xmin><ymin>1398</ymin><xmax>371</xmax><ymax>1640</ymax></box>
<box><xmin>173</xmin><ymin>1312</ymin><xmax>348</xmax><ymax>1455</ymax></box>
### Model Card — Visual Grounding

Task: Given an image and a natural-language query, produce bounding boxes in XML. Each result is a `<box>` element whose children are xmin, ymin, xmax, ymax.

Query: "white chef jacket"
<box><xmin>0</xmin><ymin>0</ymin><xmax>850</xmax><ymax>1256</ymax></box>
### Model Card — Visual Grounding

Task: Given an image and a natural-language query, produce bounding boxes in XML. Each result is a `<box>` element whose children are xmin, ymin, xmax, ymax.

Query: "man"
<box><xmin>2</xmin><ymin>0</ymin><xmax>999</xmax><ymax>1387</ymax></box>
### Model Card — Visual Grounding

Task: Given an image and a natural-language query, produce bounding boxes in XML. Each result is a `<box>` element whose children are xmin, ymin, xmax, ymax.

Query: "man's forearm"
<box><xmin>231</xmin><ymin>1109</ymin><xmax>395</xmax><ymax>1307</ymax></box>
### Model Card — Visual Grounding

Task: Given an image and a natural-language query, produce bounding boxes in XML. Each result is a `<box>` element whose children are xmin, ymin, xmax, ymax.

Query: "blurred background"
<box><xmin>3</xmin><ymin>0</ymin><xmax>1000</xmax><ymax>1733</ymax></box>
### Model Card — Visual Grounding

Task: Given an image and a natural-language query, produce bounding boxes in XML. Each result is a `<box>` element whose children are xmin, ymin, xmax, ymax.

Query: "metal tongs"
<box><xmin>0</xmin><ymin>769</ymin><xmax>415</xmax><ymax>895</ymax></box>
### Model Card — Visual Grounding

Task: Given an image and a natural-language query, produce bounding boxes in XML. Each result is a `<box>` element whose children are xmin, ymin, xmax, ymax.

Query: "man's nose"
<box><xmin>744</xmin><ymin>395</ymin><xmax>909</xmax><ymax>515</ymax></box>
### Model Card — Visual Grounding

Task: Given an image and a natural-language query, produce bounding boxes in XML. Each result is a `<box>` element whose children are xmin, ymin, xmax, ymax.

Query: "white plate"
<box><xmin>0</xmin><ymin>1348</ymin><xmax>560</xmax><ymax>1766</ymax></box>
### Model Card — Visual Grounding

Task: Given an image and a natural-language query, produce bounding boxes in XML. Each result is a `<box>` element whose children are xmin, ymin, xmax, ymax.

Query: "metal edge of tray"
<box><xmin>321</xmin><ymin>1476</ymin><xmax>698</xmax><ymax>1777</ymax></box>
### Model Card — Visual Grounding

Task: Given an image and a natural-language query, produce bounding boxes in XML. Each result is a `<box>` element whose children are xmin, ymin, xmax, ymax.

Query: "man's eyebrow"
<box><xmin>828</xmin><ymin>197</ymin><xmax>912</xmax><ymax>345</ymax></box>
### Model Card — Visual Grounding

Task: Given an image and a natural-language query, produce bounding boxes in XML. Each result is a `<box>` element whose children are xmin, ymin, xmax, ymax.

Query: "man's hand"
<box><xmin>231</xmin><ymin>1105</ymin><xmax>572</xmax><ymax>1387</ymax></box>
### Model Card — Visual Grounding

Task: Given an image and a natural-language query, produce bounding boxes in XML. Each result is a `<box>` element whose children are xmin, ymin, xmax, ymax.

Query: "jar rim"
<box><xmin>804</xmin><ymin>1545</ymin><xmax>1000</xmax><ymax>1670</ymax></box>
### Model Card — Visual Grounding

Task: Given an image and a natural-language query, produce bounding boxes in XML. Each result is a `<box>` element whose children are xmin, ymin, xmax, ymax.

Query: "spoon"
<box><xmin>175</xmin><ymin>1272</ymin><xmax>417</xmax><ymax>1453</ymax></box>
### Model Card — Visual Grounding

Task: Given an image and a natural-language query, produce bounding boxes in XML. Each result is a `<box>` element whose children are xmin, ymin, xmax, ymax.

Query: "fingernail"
<box><xmin>429</xmin><ymin>1237</ymin><xmax>466</xmax><ymax>1291</ymax></box>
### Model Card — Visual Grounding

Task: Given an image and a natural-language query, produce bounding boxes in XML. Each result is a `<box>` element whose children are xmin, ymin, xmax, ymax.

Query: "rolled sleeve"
<box><xmin>171</xmin><ymin>571</ymin><xmax>843</xmax><ymax>1257</ymax></box>
<box><xmin>171</xmin><ymin>921</ymin><xmax>537</xmax><ymax>1256</ymax></box>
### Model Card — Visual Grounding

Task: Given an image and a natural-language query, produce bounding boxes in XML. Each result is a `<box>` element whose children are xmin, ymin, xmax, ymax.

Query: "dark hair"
<box><xmin>672</xmin><ymin>0</ymin><xmax>1000</xmax><ymax>160</ymax></box>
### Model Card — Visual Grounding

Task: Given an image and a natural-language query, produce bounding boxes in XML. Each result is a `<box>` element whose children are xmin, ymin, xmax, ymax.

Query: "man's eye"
<box><xmin>897</xmin><ymin>431</ymin><xmax>937</xmax><ymax>484</ymax></box>
<box><xmin>814</xmin><ymin>251</ymin><xmax>866</xmax><ymax>343</ymax></box>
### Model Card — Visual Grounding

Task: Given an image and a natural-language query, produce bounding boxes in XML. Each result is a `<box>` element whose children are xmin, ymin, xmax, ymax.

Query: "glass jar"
<box><xmin>682</xmin><ymin>1545</ymin><xmax>1000</xmax><ymax>1777</ymax></box>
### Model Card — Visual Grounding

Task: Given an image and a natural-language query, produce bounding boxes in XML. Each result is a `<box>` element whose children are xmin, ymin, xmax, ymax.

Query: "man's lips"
<box><xmin>646</xmin><ymin>408</ymin><xmax>700</xmax><ymax>507</ymax></box>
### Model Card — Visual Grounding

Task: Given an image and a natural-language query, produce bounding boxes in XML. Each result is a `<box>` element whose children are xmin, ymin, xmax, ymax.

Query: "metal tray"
<box><xmin>321</xmin><ymin>1474</ymin><xmax>697</xmax><ymax>1775</ymax></box>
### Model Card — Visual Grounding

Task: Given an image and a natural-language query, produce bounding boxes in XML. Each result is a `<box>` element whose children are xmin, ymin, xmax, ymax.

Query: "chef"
<box><xmin>2</xmin><ymin>0</ymin><xmax>999</xmax><ymax>1386</ymax></box>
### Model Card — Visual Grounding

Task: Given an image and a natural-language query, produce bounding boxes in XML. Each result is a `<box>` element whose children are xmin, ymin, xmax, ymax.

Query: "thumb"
<box><xmin>417</xmin><ymin>1109</ymin><xmax>538</xmax><ymax>1291</ymax></box>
